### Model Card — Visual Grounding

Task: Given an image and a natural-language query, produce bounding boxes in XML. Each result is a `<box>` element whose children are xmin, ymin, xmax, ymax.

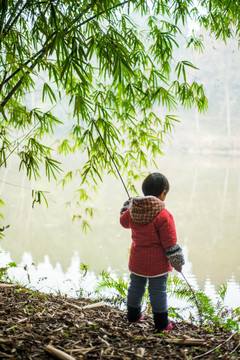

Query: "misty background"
<box><xmin>0</xmin><ymin>25</ymin><xmax>239</xmax><ymax>307</ymax></box>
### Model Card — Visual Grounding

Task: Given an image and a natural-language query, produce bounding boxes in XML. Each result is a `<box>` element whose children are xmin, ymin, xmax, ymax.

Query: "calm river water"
<box><xmin>0</xmin><ymin>152</ymin><xmax>240</xmax><ymax>309</ymax></box>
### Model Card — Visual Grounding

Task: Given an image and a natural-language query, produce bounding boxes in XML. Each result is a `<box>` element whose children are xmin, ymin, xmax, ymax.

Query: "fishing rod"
<box><xmin>92</xmin><ymin>118</ymin><xmax>130</xmax><ymax>199</ymax></box>
<box><xmin>180</xmin><ymin>271</ymin><xmax>203</xmax><ymax>324</ymax></box>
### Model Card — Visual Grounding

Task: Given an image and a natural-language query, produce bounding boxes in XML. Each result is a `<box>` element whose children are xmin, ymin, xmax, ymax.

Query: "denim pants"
<box><xmin>127</xmin><ymin>272</ymin><xmax>168</xmax><ymax>313</ymax></box>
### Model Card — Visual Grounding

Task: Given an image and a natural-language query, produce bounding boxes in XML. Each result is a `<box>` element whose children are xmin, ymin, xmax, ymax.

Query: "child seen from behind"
<box><xmin>120</xmin><ymin>172</ymin><xmax>185</xmax><ymax>330</ymax></box>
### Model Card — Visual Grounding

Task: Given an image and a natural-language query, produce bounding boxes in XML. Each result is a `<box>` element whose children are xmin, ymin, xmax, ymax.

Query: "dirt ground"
<box><xmin>0</xmin><ymin>282</ymin><xmax>239</xmax><ymax>359</ymax></box>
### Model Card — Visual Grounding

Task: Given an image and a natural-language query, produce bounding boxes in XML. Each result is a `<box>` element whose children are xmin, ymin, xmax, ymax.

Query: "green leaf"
<box><xmin>45</xmin><ymin>157</ymin><xmax>63</xmax><ymax>180</ymax></box>
<box><xmin>42</xmin><ymin>82</ymin><xmax>57</xmax><ymax>103</ymax></box>
<box><xmin>32</xmin><ymin>190</ymin><xmax>49</xmax><ymax>209</ymax></box>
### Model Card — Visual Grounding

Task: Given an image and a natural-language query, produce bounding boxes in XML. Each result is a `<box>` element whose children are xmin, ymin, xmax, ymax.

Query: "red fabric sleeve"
<box><xmin>153</xmin><ymin>209</ymin><xmax>177</xmax><ymax>249</ymax></box>
<box><xmin>120</xmin><ymin>208</ymin><xmax>131</xmax><ymax>229</ymax></box>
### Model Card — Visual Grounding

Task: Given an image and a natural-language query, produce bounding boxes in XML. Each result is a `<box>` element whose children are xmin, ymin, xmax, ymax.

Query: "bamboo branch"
<box><xmin>0</xmin><ymin>4</ymin><xmax>91</xmax><ymax>103</ymax></box>
<box><xmin>73</xmin><ymin>0</ymin><xmax>130</xmax><ymax>31</ymax></box>
<box><xmin>1</xmin><ymin>0</ymin><xmax>23</xmax><ymax>33</ymax></box>
<box><xmin>3</xmin><ymin>0</ymin><xmax>62</xmax><ymax>38</ymax></box>
<box><xmin>0</xmin><ymin>1</ymin><xmax>129</xmax><ymax>107</ymax></box>
<box><xmin>0</xmin><ymin>70</ymin><xmax>7</xmax><ymax>94</ymax></box>
<box><xmin>45</xmin><ymin>345</ymin><xmax>76</xmax><ymax>360</ymax></box>
<box><xmin>1</xmin><ymin>4</ymin><xmax>91</xmax><ymax>89</ymax></box>
<box><xmin>2</xmin><ymin>1</ymin><xmax>28</xmax><ymax>37</ymax></box>
<box><xmin>1</xmin><ymin>51</ymin><xmax>44</xmax><ymax>107</ymax></box>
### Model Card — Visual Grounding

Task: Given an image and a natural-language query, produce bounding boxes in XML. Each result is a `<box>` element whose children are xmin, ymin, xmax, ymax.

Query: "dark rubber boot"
<box><xmin>127</xmin><ymin>305</ymin><xmax>142</xmax><ymax>322</ymax></box>
<box><xmin>153</xmin><ymin>311</ymin><xmax>169</xmax><ymax>330</ymax></box>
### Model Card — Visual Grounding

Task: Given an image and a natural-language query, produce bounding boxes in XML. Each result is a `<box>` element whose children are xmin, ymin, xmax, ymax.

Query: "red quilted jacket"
<box><xmin>120</xmin><ymin>196</ymin><xmax>177</xmax><ymax>277</ymax></box>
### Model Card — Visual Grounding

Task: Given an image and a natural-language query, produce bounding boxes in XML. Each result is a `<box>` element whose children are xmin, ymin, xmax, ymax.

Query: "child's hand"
<box><xmin>120</xmin><ymin>199</ymin><xmax>132</xmax><ymax>215</ymax></box>
<box><xmin>175</xmin><ymin>266</ymin><xmax>182</xmax><ymax>272</ymax></box>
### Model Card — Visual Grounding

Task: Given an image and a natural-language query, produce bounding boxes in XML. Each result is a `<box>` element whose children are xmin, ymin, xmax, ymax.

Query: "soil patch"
<box><xmin>0</xmin><ymin>282</ymin><xmax>239</xmax><ymax>359</ymax></box>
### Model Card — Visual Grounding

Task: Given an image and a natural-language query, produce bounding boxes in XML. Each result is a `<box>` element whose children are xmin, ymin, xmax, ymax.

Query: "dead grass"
<box><xmin>0</xmin><ymin>282</ymin><xmax>239</xmax><ymax>359</ymax></box>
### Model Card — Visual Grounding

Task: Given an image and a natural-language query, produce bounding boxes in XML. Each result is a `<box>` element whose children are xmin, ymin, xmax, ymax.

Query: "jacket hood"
<box><xmin>129</xmin><ymin>196</ymin><xmax>165</xmax><ymax>224</ymax></box>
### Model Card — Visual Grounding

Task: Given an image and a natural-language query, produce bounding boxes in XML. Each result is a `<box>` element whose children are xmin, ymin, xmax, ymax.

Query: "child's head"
<box><xmin>142</xmin><ymin>172</ymin><xmax>170</xmax><ymax>199</ymax></box>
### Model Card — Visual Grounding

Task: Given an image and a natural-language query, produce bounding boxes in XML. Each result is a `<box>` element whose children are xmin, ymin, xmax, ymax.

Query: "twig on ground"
<box><xmin>62</xmin><ymin>301</ymin><xmax>82</xmax><ymax>311</ymax></box>
<box><xmin>166</xmin><ymin>337</ymin><xmax>206</xmax><ymax>345</ymax></box>
<box><xmin>0</xmin><ymin>351</ymin><xmax>15</xmax><ymax>359</ymax></box>
<box><xmin>230</xmin><ymin>341</ymin><xmax>240</xmax><ymax>355</ymax></box>
<box><xmin>192</xmin><ymin>331</ymin><xmax>238</xmax><ymax>359</ymax></box>
<box><xmin>45</xmin><ymin>345</ymin><xmax>76</xmax><ymax>360</ymax></box>
<box><xmin>82</xmin><ymin>301</ymin><xmax>106</xmax><ymax>310</ymax></box>
<box><xmin>0</xmin><ymin>283</ymin><xmax>18</xmax><ymax>288</ymax></box>
<box><xmin>63</xmin><ymin>300</ymin><xmax>106</xmax><ymax>311</ymax></box>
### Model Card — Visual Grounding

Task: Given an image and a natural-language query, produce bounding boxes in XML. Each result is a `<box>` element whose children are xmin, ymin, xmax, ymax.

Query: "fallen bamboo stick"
<box><xmin>82</xmin><ymin>301</ymin><xmax>106</xmax><ymax>310</ymax></box>
<box><xmin>63</xmin><ymin>300</ymin><xmax>106</xmax><ymax>311</ymax></box>
<box><xmin>69</xmin><ymin>346</ymin><xmax>98</xmax><ymax>355</ymax></box>
<box><xmin>0</xmin><ymin>283</ymin><xmax>18</xmax><ymax>288</ymax></box>
<box><xmin>62</xmin><ymin>301</ymin><xmax>82</xmax><ymax>311</ymax></box>
<box><xmin>45</xmin><ymin>345</ymin><xmax>76</xmax><ymax>360</ymax></box>
<box><xmin>17</xmin><ymin>317</ymin><xmax>28</xmax><ymax>323</ymax></box>
<box><xmin>166</xmin><ymin>338</ymin><xmax>206</xmax><ymax>345</ymax></box>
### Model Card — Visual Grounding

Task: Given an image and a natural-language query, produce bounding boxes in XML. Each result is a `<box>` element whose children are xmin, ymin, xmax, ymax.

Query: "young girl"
<box><xmin>120</xmin><ymin>172</ymin><xmax>184</xmax><ymax>330</ymax></box>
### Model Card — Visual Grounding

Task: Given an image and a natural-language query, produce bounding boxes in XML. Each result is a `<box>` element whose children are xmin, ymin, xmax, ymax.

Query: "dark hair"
<box><xmin>142</xmin><ymin>172</ymin><xmax>170</xmax><ymax>197</ymax></box>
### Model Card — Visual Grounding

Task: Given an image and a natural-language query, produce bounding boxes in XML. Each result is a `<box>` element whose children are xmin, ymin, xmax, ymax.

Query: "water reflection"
<box><xmin>0</xmin><ymin>153</ymin><xmax>240</xmax><ymax>306</ymax></box>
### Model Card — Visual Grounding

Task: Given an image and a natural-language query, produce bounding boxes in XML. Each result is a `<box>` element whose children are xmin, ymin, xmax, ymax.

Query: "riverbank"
<box><xmin>0</xmin><ymin>282</ymin><xmax>239</xmax><ymax>359</ymax></box>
